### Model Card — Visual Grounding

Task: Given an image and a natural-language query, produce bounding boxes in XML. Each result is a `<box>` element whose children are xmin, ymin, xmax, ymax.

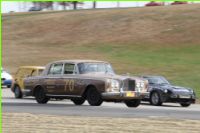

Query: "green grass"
<box><xmin>70</xmin><ymin>43</ymin><xmax>200</xmax><ymax>98</ymax></box>
<box><xmin>3</xmin><ymin>4</ymin><xmax>200</xmax><ymax>99</ymax></box>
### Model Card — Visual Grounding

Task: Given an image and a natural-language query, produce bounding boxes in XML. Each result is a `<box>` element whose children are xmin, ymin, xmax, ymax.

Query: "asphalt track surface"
<box><xmin>2</xmin><ymin>88</ymin><xmax>200</xmax><ymax>120</ymax></box>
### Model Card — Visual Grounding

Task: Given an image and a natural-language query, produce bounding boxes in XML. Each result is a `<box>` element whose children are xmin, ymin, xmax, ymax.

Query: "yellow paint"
<box><xmin>64</xmin><ymin>79</ymin><xmax>75</xmax><ymax>92</ymax></box>
<box><xmin>14</xmin><ymin>66</ymin><xmax>44</xmax><ymax>90</ymax></box>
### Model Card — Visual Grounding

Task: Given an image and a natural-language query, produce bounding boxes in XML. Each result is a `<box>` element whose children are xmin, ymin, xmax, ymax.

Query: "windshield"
<box><xmin>146</xmin><ymin>77</ymin><xmax>170</xmax><ymax>85</ymax></box>
<box><xmin>78</xmin><ymin>63</ymin><xmax>114</xmax><ymax>74</ymax></box>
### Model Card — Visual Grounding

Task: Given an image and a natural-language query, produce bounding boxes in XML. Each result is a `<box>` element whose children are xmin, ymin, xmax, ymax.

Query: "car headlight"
<box><xmin>136</xmin><ymin>82</ymin><xmax>145</xmax><ymax>88</ymax></box>
<box><xmin>189</xmin><ymin>89</ymin><xmax>194</xmax><ymax>94</ymax></box>
<box><xmin>111</xmin><ymin>80</ymin><xmax>119</xmax><ymax>88</ymax></box>
<box><xmin>164</xmin><ymin>89</ymin><xmax>168</xmax><ymax>93</ymax></box>
<box><xmin>136</xmin><ymin>81</ymin><xmax>145</xmax><ymax>92</ymax></box>
<box><xmin>106</xmin><ymin>79</ymin><xmax>120</xmax><ymax>92</ymax></box>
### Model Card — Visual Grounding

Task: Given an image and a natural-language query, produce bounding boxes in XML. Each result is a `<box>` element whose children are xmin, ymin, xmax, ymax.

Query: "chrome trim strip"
<box><xmin>102</xmin><ymin>91</ymin><xmax>149</xmax><ymax>97</ymax></box>
<box><xmin>46</xmin><ymin>94</ymin><xmax>81</xmax><ymax>97</ymax></box>
<box><xmin>22</xmin><ymin>89</ymin><xmax>31</xmax><ymax>93</ymax></box>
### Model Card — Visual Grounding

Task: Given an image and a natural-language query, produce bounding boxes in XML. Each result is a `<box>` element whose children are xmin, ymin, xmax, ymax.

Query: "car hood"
<box><xmin>80</xmin><ymin>73</ymin><xmax>145</xmax><ymax>82</ymax></box>
<box><xmin>150</xmin><ymin>84</ymin><xmax>193</xmax><ymax>93</ymax></box>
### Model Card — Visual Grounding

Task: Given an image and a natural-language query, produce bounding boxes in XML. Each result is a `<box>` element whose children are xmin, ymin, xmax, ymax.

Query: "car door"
<box><xmin>44</xmin><ymin>63</ymin><xmax>64</xmax><ymax>95</ymax></box>
<box><xmin>62</xmin><ymin>63</ymin><xmax>81</xmax><ymax>96</ymax></box>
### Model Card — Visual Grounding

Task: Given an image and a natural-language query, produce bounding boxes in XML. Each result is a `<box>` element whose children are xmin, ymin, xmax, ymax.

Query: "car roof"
<box><xmin>50</xmin><ymin>60</ymin><xmax>109</xmax><ymax>64</ymax></box>
<box><xmin>19</xmin><ymin>66</ymin><xmax>45</xmax><ymax>69</ymax></box>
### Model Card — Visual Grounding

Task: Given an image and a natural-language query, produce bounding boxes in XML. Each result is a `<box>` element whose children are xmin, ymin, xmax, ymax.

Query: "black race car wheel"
<box><xmin>180</xmin><ymin>103</ymin><xmax>191</xmax><ymax>107</ymax></box>
<box><xmin>150</xmin><ymin>91</ymin><xmax>163</xmax><ymax>106</ymax></box>
<box><xmin>87</xmin><ymin>87</ymin><xmax>103</xmax><ymax>106</ymax></box>
<box><xmin>71</xmin><ymin>98</ymin><xmax>85</xmax><ymax>105</ymax></box>
<box><xmin>14</xmin><ymin>85</ymin><xmax>23</xmax><ymax>99</ymax></box>
<box><xmin>125</xmin><ymin>99</ymin><xmax>141</xmax><ymax>108</ymax></box>
<box><xmin>7</xmin><ymin>85</ymin><xmax>11</xmax><ymax>88</ymax></box>
<box><xmin>35</xmin><ymin>88</ymin><xmax>49</xmax><ymax>104</ymax></box>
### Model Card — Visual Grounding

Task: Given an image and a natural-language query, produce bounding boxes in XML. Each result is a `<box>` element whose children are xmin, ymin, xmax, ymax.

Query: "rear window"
<box><xmin>64</xmin><ymin>64</ymin><xmax>75</xmax><ymax>74</ymax></box>
<box><xmin>16</xmin><ymin>68</ymin><xmax>32</xmax><ymax>77</ymax></box>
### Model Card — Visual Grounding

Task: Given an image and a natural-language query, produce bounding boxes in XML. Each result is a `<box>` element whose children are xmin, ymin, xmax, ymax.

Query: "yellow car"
<box><xmin>11</xmin><ymin>66</ymin><xmax>44</xmax><ymax>98</ymax></box>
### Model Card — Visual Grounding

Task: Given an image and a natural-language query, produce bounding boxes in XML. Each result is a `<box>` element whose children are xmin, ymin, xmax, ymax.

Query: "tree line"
<box><xmin>32</xmin><ymin>1</ymin><xmax>97</xmax><ymax>10</ymax></box>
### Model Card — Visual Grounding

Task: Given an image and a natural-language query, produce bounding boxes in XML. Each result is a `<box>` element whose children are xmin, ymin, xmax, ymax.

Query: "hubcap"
<box><xmin>90</xmin><ymin>90</ymin><xmax>98</xmax><ymax>101</ymax></box>
<box><xmin>38</xmin><ymin>90</ymin><xmax>45</xmax><ymax>100</ymax></box>
<box><xmin>15</xmin><ymin>87</ymin><xmax>20</xmax><ymax>96</ymax></box>
<box><xmin>152</xmin><ymin>93</ymin><xmax>159</xmax><ymax>105</ymax></box>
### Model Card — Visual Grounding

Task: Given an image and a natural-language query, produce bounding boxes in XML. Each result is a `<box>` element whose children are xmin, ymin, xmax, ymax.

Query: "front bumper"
<box><xmin>167</xmin><ymin>98</ymin><xmax>196</xmax><ymax>104</ymax></box>
<box><xmin>101</xmin><ymin>91</ymin><xmax>149</xmax><ymax>100</ymax></box>
<box><xmin>168</xmin><ymin>94</ymin><xmax>196</xmax><ymax>103</ymax></box>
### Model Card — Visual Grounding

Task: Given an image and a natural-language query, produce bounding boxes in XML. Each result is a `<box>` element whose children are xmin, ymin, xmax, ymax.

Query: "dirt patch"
<box><xmin>2</xmin><ymin>113</ymin><xmax>200</xmax><ymax>133</ymax></box>
<box><xmin>196</xmin><ymin>99</ymin><xmax>200</xmax><ymax>104</ymax></box>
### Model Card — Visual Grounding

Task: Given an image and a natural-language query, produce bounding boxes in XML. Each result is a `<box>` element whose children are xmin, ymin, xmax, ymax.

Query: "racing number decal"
<box><xmin>64</xmin><ymin>79</ymin><xmax>75</xmax><ymax>92</ymax></box>
<box><xmin>69</xmin><ymin>80</ymin><xmax>75</xmax><ymax>92</ymax></box>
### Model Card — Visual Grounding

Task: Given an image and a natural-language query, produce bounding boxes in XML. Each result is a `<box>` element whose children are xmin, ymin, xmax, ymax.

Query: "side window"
<box><xmin>64</xmin><ymin>64</ymin><xmax>75</xmax><ymax>74</ymax></box>
<box><xmin>48</xmin><ymin>64</ymin><xmax>63</xmax><ymax>75</ymax></box>
<box><xmin>38</xmin><ymin>69</ymin><xmax>44</xmax><ymax>75</ymax></box>
<box><xmin>17</xmin><ymin>69</ymin><xmax>27</xmax><ymax>78</ymax></box>
<box><xmin>30</xmin><ymin>70</ymin><xmax>37</xmax><ymax>76</ymax></box>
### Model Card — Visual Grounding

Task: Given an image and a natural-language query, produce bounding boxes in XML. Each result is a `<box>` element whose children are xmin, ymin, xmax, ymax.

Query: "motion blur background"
<box><xmin>2</xmin><ymin>1</ymin><xmax>200</xmax><ymax>13</ymax></box>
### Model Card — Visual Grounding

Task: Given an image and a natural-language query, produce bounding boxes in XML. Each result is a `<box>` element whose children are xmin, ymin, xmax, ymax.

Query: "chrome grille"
<box><xmin>128</xmin><ymin>80</ymin><xmax>135</xmax><ymax>91</ymax></box>
<box><xmin>123</xmin><ymin>79</ymin><xmax>135</xmax><ymax>91</ymax></box>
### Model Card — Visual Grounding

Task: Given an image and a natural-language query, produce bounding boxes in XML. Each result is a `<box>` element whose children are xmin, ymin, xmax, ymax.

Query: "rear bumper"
<box><xmin>101</xmin><ymin>91</ymin><xmax>149</xmax><ymax>100</ymax></box>
<box><xmin>2</xmin><ymin>79</ymin><xmax>12</xmax><ymax>86</ymax></box>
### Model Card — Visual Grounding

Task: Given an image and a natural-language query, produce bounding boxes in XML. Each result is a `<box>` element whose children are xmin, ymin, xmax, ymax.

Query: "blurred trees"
<box><xmin>32</xmin><ymin>1</ymin><xmax>84</xmax><ymax>11</ymax></box>
<box><xmin>32</xmin><ymin>2</ymin><xmax>53</xmax><ymax>10</ymax></box>
<box><xmin>59</xmin><ymin>2</ymin><xmax>70</xmax><ymax>10</ymax></box>
<box><xmin>93</xmin><ymin>1</ymin><xmax>96</xmax><ymax>9</ymax></box>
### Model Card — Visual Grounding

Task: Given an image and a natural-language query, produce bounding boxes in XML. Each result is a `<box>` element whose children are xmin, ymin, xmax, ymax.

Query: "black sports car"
<box><xmin>142</xmin><ymin>76</ymin><xmax>195</xmax><ymax>107</ymax></box>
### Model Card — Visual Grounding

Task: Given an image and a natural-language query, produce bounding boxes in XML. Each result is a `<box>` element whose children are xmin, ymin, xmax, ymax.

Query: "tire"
<box><xmin>180</xmin><ymin>103</ymin><xmax>191</xmax><ymax>107</ymax></box>
<box><xmin>14</xmin><ymin>86</ymin><xmax>23</xmax><ymax>99</ymax></box>
<box><xmin>7</xmin><ymin>85</ymin><xmax>11</xmax><ymax>88</ymax></box>
<box><xmin>71</xmin><ymin>98</ymin><xmax>85</xmax><ymax>105</ymax></box>
<box><xmin>35</xmin><ymin>88</ymin><xmax>49</xmax><ymax>104</ymax></box>
<box><xmin>150</xmin><ymin>91</ymin><xmax>163</xmax><ymax>106</ymax></box>
<box><xmin>86</xmin><ymin>87</ymin><xmax>103</xmax><ymax>106</ymax></box>
<box><xmin>125</xmin><ymin>99</ymin><xmax>141</xmax><ymax>108</ymax></box>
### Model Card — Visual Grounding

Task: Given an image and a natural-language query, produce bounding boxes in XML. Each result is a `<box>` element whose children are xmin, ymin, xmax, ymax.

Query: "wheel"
<box><xmin>180</xmin><ymin>103</ymin><xmax>191</xmax><ymax>107</ymax></box>
<box><xmin>150</xmin><ymin>91</ymin><xmax>163</xmax><ymax>106</ymax></box>
<box><xmin>7</xmin><ymin>85</ymin><xmax>11</xmax><ymax>88</ymax></box>
<box><xmin>35</xmin><ymin>88</ymin><xmax>49</xmax><ymax>104</ymax></box>
<box><xmin>125</xmin><ymin>99</ymin><xmax>141</xmax><ymax>108</ymax></box>
<box><xmin>86</xmin><ymin>87</ymin><xmax>103</xmax><ymax>106</ymax></box>
<box><xmin>71</xmin><ymin>98</ymin><xmax>85</xmax><ymax>105</ymax></box>
<box><xmin>14</xmin><ymin>86</ymin><xmax>23</xmax><ymax>99</ymax></box>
